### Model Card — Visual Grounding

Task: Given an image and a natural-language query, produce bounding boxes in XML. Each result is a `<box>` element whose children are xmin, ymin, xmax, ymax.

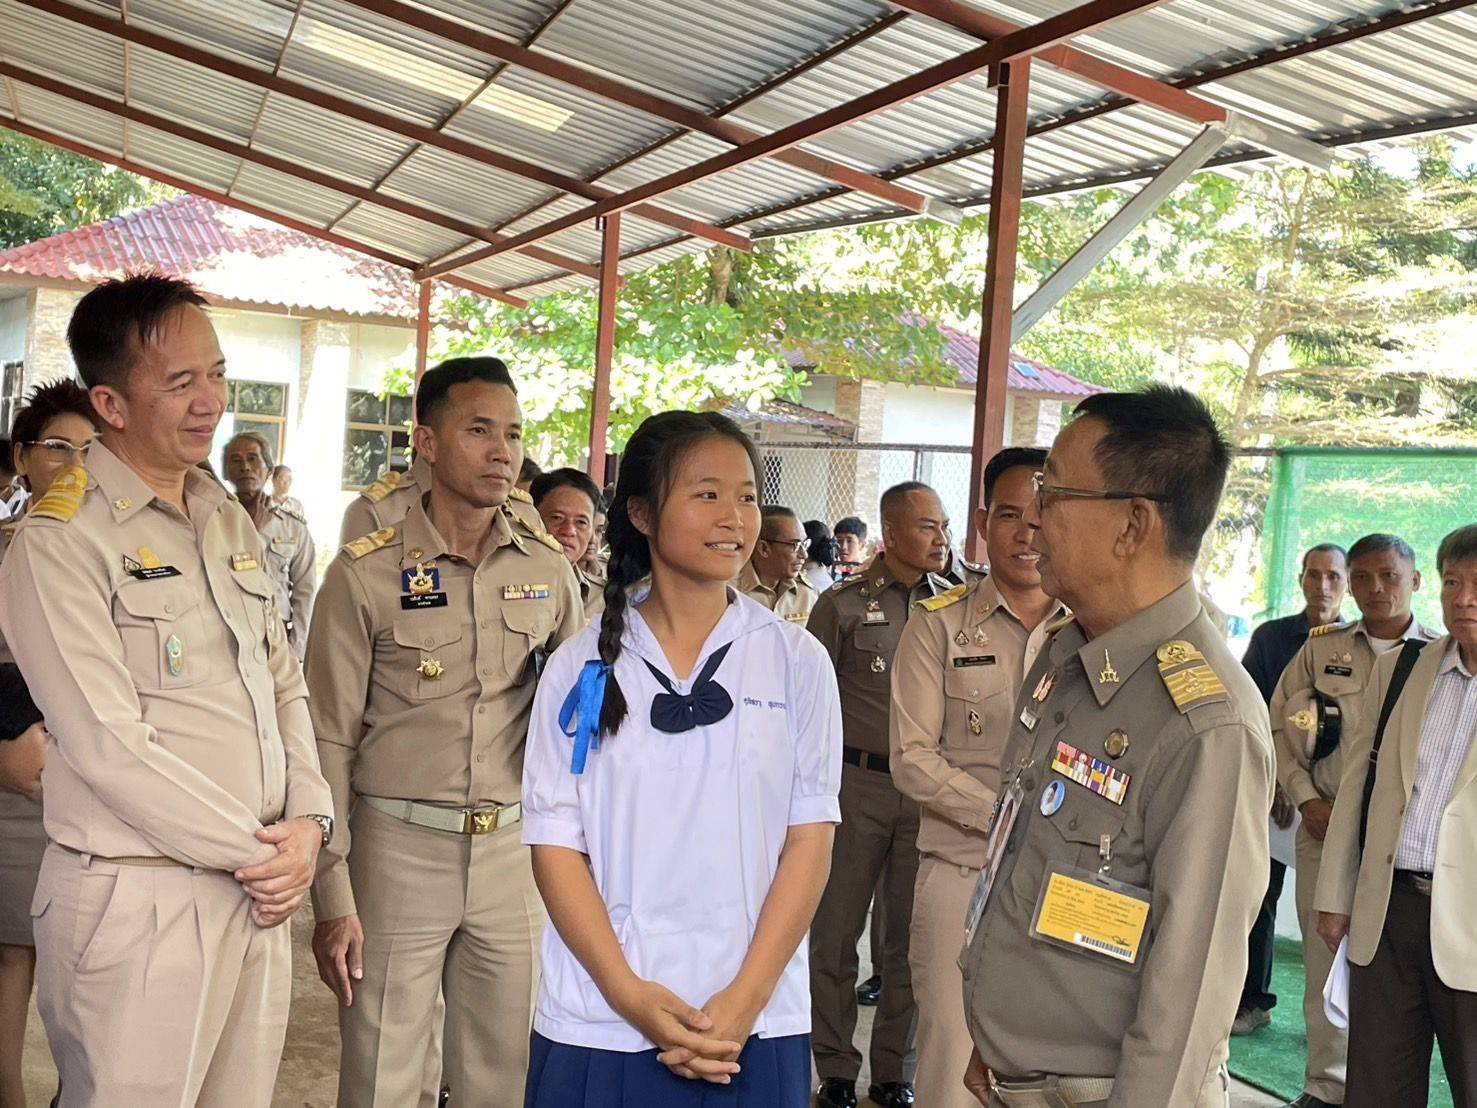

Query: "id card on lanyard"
<box><xmin>963</xmin><ymin>776</ymin><xmax>1024</xmax><ymax>946</ymax></box>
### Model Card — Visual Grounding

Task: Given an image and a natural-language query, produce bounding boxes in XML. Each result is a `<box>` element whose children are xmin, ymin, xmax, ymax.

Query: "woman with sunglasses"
<box><xmin>0</xmin><ymin>378</ymin><xmax>98</xmax><ymax>1108</ymax></box>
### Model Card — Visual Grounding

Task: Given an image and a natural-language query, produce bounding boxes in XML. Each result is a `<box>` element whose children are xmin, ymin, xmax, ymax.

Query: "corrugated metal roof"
<box><xmin>2</xmin><ymin>0</ymin><xmax>1473</xmax><ymax>302</ymax></box>
<box><xmin>0</xmin><ymin>193</ymin><xmax>441</xmax><ymax>319</ymax></box>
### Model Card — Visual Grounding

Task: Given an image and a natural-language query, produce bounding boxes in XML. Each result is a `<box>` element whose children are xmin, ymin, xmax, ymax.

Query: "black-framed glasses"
<box><xmin>761</xmin><ymin>536</ymin><xmax>808</xmax><ymax>554</ymax></box>
<box><xmin>1031</xmin><ymin>470</ymin><xmax>1168</xmax><ymax>509</ymax></box>
<box><xmin>26</xmin><ymin>438</ymin><xmax>93</xmax><ymax>462</ymax></box>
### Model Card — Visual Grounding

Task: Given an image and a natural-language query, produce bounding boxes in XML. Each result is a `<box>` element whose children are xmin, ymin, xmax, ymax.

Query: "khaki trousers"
<box><xmin>810</xmin><ymin>762</ymin><xmax>920</xmax><ymax>1084</ymax></box>
<box><xmin>911</xmin><ymin>856</ymin><xmax>978</xmax><ymax>1108</ymax></box>
<box><xmin>32</xmin><ymin>844</ymin><xmax>289</xmax><ymax>1107</ymax></box>
<box><xmin>1294</xmin><ymin>824</ymin><xmax>1346</xmax><ymax>1102</ymax></box>
<box><xmin>338</xmin><ymin>800</ymin><xmax>543</xmax><ymax>1108</ymax></box>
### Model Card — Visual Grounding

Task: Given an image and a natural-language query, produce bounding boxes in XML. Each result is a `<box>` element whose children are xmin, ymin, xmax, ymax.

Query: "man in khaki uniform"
<box><xmin>0</xmin><ymin>275</ymin><xmax>333</xmax><ymax>1106</ymax></box>
<box><xmin>962</xmin><ymin>387</ymin><xmax>1272</xmax><ymax>1108</ymax></box>
<box><xmin>308</xmin><ymin>356</ymin><xmax>581</xmax><ymax>1108</ymax></box>
<box><xmin>738</xmin><ymin>504</ymin><xmax>816</xmax><ymax>625</ymax></box>
<box><xmin>1270</xmin><ymin>532</ymin><xmax>1437</xmax><ymax>1108</ymax></box>
<box><xmin>891</xmin><ymin>448</ymin><xmax>1064</xmax><ymax>1108</ymax></box>
<box><xmin>531</xmin><ymin>466</ymin><xmax>607</xmax><ymax>621</ymax></box>
<box><xmin>808</xmin><ymin>481</ymin><xmax>982</xmax><ymax>1108</ymax></box>
<box><xmin>224</xmin><ymin>431</ymin><xmax>316</xmax><ymax>659</ymax></box>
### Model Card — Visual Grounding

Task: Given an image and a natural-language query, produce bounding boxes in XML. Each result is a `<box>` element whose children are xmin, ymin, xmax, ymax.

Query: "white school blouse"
<box><xmin>522</xmin><ymin>589</ymin><xmax>843</xmax><ymax>1051</ymax></box>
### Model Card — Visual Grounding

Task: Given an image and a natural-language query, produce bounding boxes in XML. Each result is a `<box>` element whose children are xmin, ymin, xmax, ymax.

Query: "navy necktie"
<box><xmin>644</xmin><ymin>643</ymin><xmax>734</xmax><ymax>734</ymax></box>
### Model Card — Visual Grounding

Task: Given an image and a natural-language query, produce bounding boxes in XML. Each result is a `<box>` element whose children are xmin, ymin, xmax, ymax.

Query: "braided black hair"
<box><xmin>596</xmin><ymin>410</ymin><xmax>762</xmax><ymax>738</ymax></box>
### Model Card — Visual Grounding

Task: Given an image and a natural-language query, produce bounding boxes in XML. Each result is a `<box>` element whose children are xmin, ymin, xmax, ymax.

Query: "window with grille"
<box><xmin>0</xmin><ymin>361</ymin><xmax>24</xmax><ymax>435</ymax></box>
<box><xmin>227</xmin><ymin>380</ymin><xmax>288</xmax><ymax>460</ymax></box>
<box><xmin>342</xmin><ymin>388</ymin><xmax>413</xmax><ymax>491</ymax></box>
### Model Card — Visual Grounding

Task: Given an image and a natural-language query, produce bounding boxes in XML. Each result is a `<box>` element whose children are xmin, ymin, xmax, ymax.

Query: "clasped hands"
<box><xmin>612</xmin><ymin>976</ymin><xmax>762</xmax><ymax>1084</ymax></box>
<box><xmin>234</xmin><ymin>817</ymin><xmax>324</xmax><ymax>928</ymax></box>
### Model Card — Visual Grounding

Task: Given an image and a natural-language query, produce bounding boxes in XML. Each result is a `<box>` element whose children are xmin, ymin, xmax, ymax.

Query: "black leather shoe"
<box><xmin>868</xmin><ymin>1082</ymin><xmax>915</xmax><ymax>1107</ymax></box>
<box><xmin>438</xmin><ymin>1087</ymin><xmax>450</xmax><ymax>1107</ymax></box>
<box><xmin>817</xmin><ymin>1077</ymin><xmax>858</xmax><ymax>1107</ymax></box>
<box><xmin>1283</xmin><ymin>1095</ymin><xmax>1339</xmax><ymax>1108</ymax></box>
<box><xmin>855</xmin><ymin>973</ymin><xmax>882</xmax><ymax>1006</ymax></box>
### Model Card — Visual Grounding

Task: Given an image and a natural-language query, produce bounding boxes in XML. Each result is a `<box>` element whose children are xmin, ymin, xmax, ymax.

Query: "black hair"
<box><xmin>879</xmin><ymin>480</ymin><xmax>936</xmax><ymax>524</ymax></box>
<box><xmin>0</xmin><ymin>663</ymin><xmax>43</xmax><ymax>743</ymax></box>
<box><xmin>759</xmin><ymin>505</ymin><xmax>800</xmax><ymax>537</ymax></box>
<box><xmin>1072</xmin><ymin>385</ymin><xmax>1230</xmax><ymax>564</ymax></box>
<box><xmin>804</xmin><ymin>519</ymin><xmax>836</xmax><ymax>567</ymax></box>
<box><xmin>222</xmin><ymin>430</ymin><xmax>276</xmax><ymax>471</ymax></box>
<box><xmin>0</xmin><ymin>439</ymin><xmax>11</xmax><ymax>478</ymax></box>
<box><xmin>414</xmin><ymin>355</ymin><xmax>516</xmax><ymax>426</ymax></box>
<box><xmin>1301</xmin><ymin>542</ymin><xmax>1348</xmax><ymax>571</ymax></box>
<box><xmin>519</xmin><ymin>456</ymin><xmax>543</xmax><ymax>484</ymax></box>
<box><xmin>9</xmin><ymin>379</ymin><xmax>98</xmax><ymax>477</ymax></box>
<box><xmin>530</xmin><ymin>467</ymin><xmax>602</xmax><ymax>514</ymax></box>
<box><xmin>1437</xmin><ymin>524</ymin><xmax>1477</xmax><ymax>573</ymax></box>
<box><xmin>271</xmin><ymin>464</ymin><xmax>292</xmax><ymax>479</ymax></box>
<box><xmin>982</xmin><ymin>446</ymin><xmax>1048</xmax><ymax>508</ymax></box>
<box><xmin>67</xmin><ymin>273</ymin><xmax>210</xmax><ymax>391</ymax></box>
<box><xmin>1347</xmin><ymin>533</ymin><xmax>1416</xmax><ymax>567</ymax></box>
<box><xmin>834</xmin><ymin>515</ymin><xmax>867</xmax><ymax>540</ymax></box>
<box><xmin>596</xmin><ymin>411</ymin><xmax>762</xmax><ymax>739</ymax></box>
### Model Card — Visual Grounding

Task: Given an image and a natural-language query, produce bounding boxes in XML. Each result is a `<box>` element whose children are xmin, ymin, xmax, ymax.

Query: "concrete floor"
<box><xmin>22</xmin><ymin>905</ymin><xmax>1282</xmax><ymax>1107</ymax></box>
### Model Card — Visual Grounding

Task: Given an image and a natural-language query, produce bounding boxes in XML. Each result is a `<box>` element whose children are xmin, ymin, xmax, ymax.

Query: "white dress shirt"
<box><xmin>1394</xmin><ymin>641</ymin><xmax>1477</xmax><ymax>873</ymax></box>
<box><xmin>522</xmin><ymin>589</ymin><xmax>843</xmax><ymax>1051</ymax></box>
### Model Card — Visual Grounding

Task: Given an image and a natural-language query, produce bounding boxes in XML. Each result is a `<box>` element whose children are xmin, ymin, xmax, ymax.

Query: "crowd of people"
<box><xmin>0</xmin><ymin>272</ymin><xmax>1472</xmax><ymax>1108</ymax></box>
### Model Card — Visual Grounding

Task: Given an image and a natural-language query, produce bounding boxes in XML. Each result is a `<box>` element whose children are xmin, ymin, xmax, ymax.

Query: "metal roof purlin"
<box><xmin>0</xmin><ymin>115</ymin><xmax>530</xmax><ymax>308</ymax></box>
<box><xmin>222</xmin><ymin>0</ymin><xmax>305</xmax><ymax>200</ymax></box>
<box><xmin>415</xmin><ymin>0</ymin><xmax>1180</xmax><ymax>280</ymax></box>
<box><xmin>7</xmin><ymin>0</ymin><xmax>752</xmax><ymax>254</ymax></box>
<box><xmin>338</xmin><ymin>0</ymin><xmax>963</xmax><ymax>223</ymax></box>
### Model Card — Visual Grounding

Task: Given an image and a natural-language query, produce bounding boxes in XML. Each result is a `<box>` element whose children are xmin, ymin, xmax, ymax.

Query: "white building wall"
<box><xmin>0</xmin><ymin>294</ymin><xmax>26</xmax><ymax>363</ymax></box>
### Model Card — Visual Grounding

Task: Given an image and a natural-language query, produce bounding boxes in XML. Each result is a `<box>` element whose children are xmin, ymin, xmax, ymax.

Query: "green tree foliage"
<box><xmin>0</xmin><ymin>132</ymin><xmax>171</xmax><ymax>249</ymax></box>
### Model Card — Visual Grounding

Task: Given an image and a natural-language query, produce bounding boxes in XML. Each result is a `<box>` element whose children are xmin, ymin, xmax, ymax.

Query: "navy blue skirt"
<box><xmin>524</xmin><ymin>1030</ymin><xmax>811</xmax><ymax>1107</ymax></box>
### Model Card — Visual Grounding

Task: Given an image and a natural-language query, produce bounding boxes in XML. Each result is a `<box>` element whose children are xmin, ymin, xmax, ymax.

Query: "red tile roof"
<box><xmin>0</xmin><ymin>195</ymin><xmax>426</xmax><ymax>320</ymax></box>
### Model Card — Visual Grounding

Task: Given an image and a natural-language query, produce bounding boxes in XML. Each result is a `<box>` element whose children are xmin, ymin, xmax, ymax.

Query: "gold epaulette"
<box><xmin>958</xmin><ymin>558</ymin><xmax>987</xmax><ymax>575</ymax></box>
<box><xmin>508</xmin><ymin>508</ymin><xmax>564</xmax><ymax>554</ymax></box>
<box><xmin>343</xmin><ymin>527</ymin><xmax>396</xmax><ymax>559</ymax></box>
<box><xmin>919</xmin><ymin>583</ymin><xmax>968</xmax><ymax>611</ymax></box>
<box><xmin>1309</xmin><ymin>621</ymin><xmax>1351</xmax><ymax>638</ymax></box>
<box><xmin>508</xmin><ymin>486</ymin><xmax>533</xmax><ymax>504</ymax></box>
<box><xmin>30</xmin><ymin>466</ymin><xmax>88</xmax><ymax>522</ymax></box>
<box><xmin>1156</xmin><ymin>640</ymin><xmax>1228</xmax><ymax>714</ymax></box>
<box><xmin>829</xmin><ymin>573</ymin><xmax>865</xmax><ymax>592</ymax></box>
<box><xmin>1044</xmin><ymin>609</ymin><xmax>1076</xmax><ymax>634</ymax></box>
<box><xmin>362</xmin><ymin>470</ymin><xmax>404</xmax><ymax>504</ymax></box>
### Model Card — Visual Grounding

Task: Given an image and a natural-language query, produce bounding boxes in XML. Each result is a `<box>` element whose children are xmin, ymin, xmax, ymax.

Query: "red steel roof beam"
<box><xmin>340</xmin><ymin>0</ymin><xmax>952</xmax><ymax>218</ymax></box>
<box><xmin>0</xmin><ymin>116</ymin><xmax>528</xmax><ymax>308</ymax></box>
<box><xmin>9</xmin><ymin>0</ymin><xmax>750</xmax><ymax>253</ymax></box>
<box><xmin>416</xmin><ymin>0</ymin><xmax>1175</xmax><ymax>279</ymax></box>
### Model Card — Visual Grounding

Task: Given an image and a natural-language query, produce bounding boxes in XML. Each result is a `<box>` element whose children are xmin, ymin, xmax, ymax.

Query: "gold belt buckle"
<box><xmin>469</xmin><ymin>809</ymin><xmax>497</xmax><ymax>835</ymax></box>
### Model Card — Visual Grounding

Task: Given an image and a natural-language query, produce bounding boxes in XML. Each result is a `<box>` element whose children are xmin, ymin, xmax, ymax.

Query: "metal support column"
<box><xmin>589</xmin><ymin>212</ymin><xmax>620</xmax><ymax>482</ymax></box>
<box><xmin>966</xmin><ymin>58</ymin><xmax>1031</xmax><ymax>563</ymax></box>
<box><xmin>414</xmin><ymin>280</ymin><xmax>432</xmax><ymax>384</ymax></box>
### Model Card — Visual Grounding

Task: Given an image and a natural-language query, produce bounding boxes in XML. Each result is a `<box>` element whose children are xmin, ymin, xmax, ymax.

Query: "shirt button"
<box><xmin>163</xmin><ymin>602</ymin><xmax>173</xmax><ymax>614</ymax></box>
<box><xmin>475</xmin><ymin>754</ymin><xmax>485</xmax><ymax>764</ymax></box>
<box><xmin>970</xmin><ymin>688</ymin><xmax>978</xmax><ymax>697</ymax></box>
<box><xmin>424</xmin><ymin>637</ymin><xmax>434</xmax><ymax>647</ymax></box>
<box><xmin>477</xmin><ymin>706</ymin><xmax>487</xmax><ymax>715</ymax></box>
<box><xmin>1054</xmin><ymin>711</ymin><xmax>1064</xmax><ymax>724</ymax></box>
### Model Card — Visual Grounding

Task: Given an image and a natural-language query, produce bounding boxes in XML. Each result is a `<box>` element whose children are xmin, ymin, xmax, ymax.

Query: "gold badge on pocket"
<box><xmin>417</xmin><ymin>657</ymin><xmax>445</xmax><ymax>680</ymax></box>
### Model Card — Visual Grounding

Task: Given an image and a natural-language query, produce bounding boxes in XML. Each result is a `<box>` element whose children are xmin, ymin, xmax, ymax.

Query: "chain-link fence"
<box><xmin>757</xmin><ymin>441</ymin><xmax>975</xmax><ymax>536</ymax></box>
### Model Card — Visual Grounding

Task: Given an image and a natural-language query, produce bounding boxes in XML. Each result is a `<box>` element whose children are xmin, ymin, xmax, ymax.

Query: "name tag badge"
<box><xmin>953</xmin><ymin>655</ymin><xmax>997</xmax><ymax>668</ymax></box>
<box><xmin>864</xmin><ymin>609</ymin><xmax>889</xmax><ymax>625</ymax></box>
<box><xmin>1051</xmin><ymin>740</ymin><xmax>1131</xmax><ymax>806</ymax></box>
<box><xmin>1324</xmin><ymin>664</ymin><xmax>1354</xmax><ymax>678</ymax></box>
<box><xmin>401</xmin><ymin>593</ymin><xmax>449</xmax><ymax>610</ymax></box>
<box><xmin>1029</xmin><ymin>862</ymin><xmax>1151</xmax><ymax>966</ymax></box>
<box><xmin>122</xmin><ymin>555</ymin><xmax>182</xmax><ymax>580</ymax></box>
<box><xmin>965</xmin><ymin>779</ymin><xmax>1023</xmax><ymax>946</ymax></box>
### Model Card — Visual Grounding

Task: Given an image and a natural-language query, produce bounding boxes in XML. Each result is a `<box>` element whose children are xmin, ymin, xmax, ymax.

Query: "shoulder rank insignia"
<box><xmin>344</xmin><ymin>527</ymin><xmax>396</xmax><ymax>559</ymax></box>
<box><xmin>919</xmin><ymin>583</ymin><xmax>968</xmax><ymax>612</ymax></box>
<box><xmin>361</xmin><ymin>470</ymin><xmax>405</xmax><ymax>504</ymax></box>
<box><xmin>533</xmin><ymin>530</ymin><xmax>563</xmax><ymax>555</ymax></box>
<box><xmin>1309</xmin><ymin>621</ymin><xmax>1351</xmax><ymax>638</ymax></box>
<box><xmin>1044</xmin><ymin>609</ymin><xmax>1076</xmax><ymax>635</ymax></box>
<box><xmin>1156</xmin><ymin>639</ymin><xmax>1228</xmax><ymax>713</ymax></box>
<box><xmin>830</xmin><ymin>573</ymin><xmax>865</xmax><ymax>592</ymax></box>
<box><xmin>508</xmin><ymin>486</ymin><xmax>533</xmax><ymax>504</ymax></box>
<box><xmin>30</xmin><ymin>465</ymin><xmax>88</xmax><ymax>521</ymax></box>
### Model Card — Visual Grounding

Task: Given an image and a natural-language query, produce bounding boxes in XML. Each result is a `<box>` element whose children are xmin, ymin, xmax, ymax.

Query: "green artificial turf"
<box><xmin>1227</xmin><ymin>936</ymin><xmax>1454</xmax><ymax>1106</ymax></box>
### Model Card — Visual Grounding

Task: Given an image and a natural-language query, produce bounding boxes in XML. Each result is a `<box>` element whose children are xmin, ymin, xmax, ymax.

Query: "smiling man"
<box><xmin>738</xmin><ymin>505</ymin><xmax>817</xmax><ymax>625</ymax></box>
<box><xmin>0</xmin><ymin>274</ymin><xmax>334</xmax><ymax>1105</ymax></box>
<box><xmin>532</xmin><ymin>466</ymin><xmax>607</xmax><ymax>621</ymax></box>
<box><xmin>306</xmin><ymin>356</ymin><xmax>581</xmax><ymax>1106</ymax></box>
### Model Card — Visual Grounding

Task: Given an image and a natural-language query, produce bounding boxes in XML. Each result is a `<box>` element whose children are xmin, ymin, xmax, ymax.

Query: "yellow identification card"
<box><xmin>1029</xmin><ymin>866</ymin><xmax>1150</xmax><ymax>966</ymax></box>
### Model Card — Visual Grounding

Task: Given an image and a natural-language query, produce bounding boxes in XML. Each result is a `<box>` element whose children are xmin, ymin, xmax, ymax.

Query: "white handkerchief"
<box><xmin>1323</xmin><ymin>935</ymin><xmax>1351</xmax><ymax>1029</ymax></box>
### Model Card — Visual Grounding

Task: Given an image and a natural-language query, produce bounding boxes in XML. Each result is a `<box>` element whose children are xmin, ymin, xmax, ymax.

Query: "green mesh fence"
<box><xmin>1261</xmin><ymin>448</ymin><xmax>1477</xmax><ymax>632</ymax></box>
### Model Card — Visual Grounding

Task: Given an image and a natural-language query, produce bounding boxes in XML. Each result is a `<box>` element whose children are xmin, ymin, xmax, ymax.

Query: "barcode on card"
<box><xmin>1074</xmin><ymin>932</ymin><xmax>1133</xmax><ymax>962</ymax></box>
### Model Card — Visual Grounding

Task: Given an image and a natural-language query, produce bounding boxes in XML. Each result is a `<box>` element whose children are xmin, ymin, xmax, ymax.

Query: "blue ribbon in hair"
<box><xmin>558</xmin><ymin>660</ymin><xmax>611</xmax><ymax>774</ymax></box>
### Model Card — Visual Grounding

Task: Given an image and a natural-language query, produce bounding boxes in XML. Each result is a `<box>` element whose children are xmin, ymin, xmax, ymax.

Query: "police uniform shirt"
<box><xmin>962</xmin><ymin>582</ymin><xmax>1273</xmax><ymax>1104</ymax></box>
<box><xmin>340</xmin><ymin>456</ymin><xmax>550</xmax><ymax>547</ymax></box>
<box><xmin>0</xmin><ymin>443</ymin><xmax>332</xmax><ymax>869</ymax></box>
<box><xmin>307</xmin><ymin>496</ymin><xmax>582</xmax><ymax>919</ymax></box>
<box><xmin>890</xmin><ymin>575</ymin><xmax>1066</xmax><ymax>869</ymax></box>
<box><xmin>736</xmin><ymin>561</ymin><xmax>816</xmax><ymax>625</ymax></box>
<box><xmin>806</xmin><ymin>559</ymin><xmax>980</xmax><ymax>758</ymax></box>
<box><xmin>254</xmin><ymin>496</ymin><xmax>316</xmax><ymax>657</ymax></box>
<box><xmin>1270</xmin><ymin>617</ymin><xmax>1439</xmax><ymax>808</ymax></box>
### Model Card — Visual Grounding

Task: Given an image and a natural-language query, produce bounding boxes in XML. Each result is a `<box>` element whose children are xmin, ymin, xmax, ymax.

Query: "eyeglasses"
<box><xmin>761</xmin><ymin>537</ymin><xmax>808</xmax><ymax>554</ymax></box>
<box><xmin>1031</xmin><ymin>471</ymin><xmax>1169</xmax><ymax>510</ymax></box>
<box><xmin>26</xmin><ymin>438</ymin><xmax>93</xmax><ymax>462</ymax></box>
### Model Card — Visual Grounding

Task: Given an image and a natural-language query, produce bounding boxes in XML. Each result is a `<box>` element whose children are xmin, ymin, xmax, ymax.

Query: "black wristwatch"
<box><xmin>303</xmin><ymin>813</ymin><xmax>334</xmax><ymax>847</ymax></box>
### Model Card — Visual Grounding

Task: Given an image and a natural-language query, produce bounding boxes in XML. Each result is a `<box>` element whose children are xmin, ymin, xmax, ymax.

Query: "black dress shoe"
<box><xmin>438</xmin><ymin>1086</ymin><xmax>450</xmax><ymax>1107</ymax></box>
<box><xmin>855</xmin><ymin>973</ymin><xmax>882</xmax><ymax>1006</ymax></box>
<box><xmin>868</xmin><ymin>1082</ymin><xmax>915</xmax><ymax>1107</ymax></box>
<box><xmin>817</xmin><ymin>1077</ymin><xmax>858</xmax><ymax>1107</ymax></box>
<box><xmin>1283</xmin><ymin>1095</ymin><xmax>1339</xmax><ymax>1108</ymax></box>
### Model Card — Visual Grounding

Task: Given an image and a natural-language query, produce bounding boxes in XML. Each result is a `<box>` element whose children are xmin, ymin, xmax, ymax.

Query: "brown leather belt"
<box><xmin>989</xmin><ymin>1073</ymin><xmax>1115</xmax><ymax>1107</ymax></box>
<box><xmin>55</xmin><ymin>842</ymin><xmax>187</xmax><ymax>868</ymax></box>
<box><xmin>842</xmin><ymin>746</ymin><xmax>889</xmax><ymax>773</ymax></box>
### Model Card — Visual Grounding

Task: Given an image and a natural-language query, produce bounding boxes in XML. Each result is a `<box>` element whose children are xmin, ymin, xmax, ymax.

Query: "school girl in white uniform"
<box><xmin>521</xmin><ymin>411</ymin><xmax>843</xmax><ymax>1106</ymax></box>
